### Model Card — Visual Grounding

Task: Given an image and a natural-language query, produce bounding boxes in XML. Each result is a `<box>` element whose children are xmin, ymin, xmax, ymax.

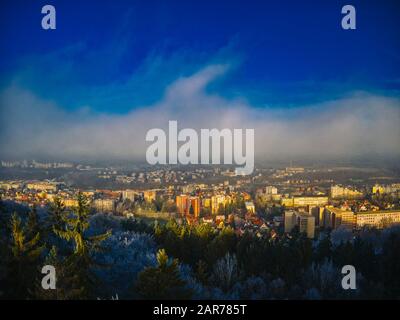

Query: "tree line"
<box><xmin>0</xmin><ymin>194</ymin><xmax>399</xmax><ymax>299</ymax></box>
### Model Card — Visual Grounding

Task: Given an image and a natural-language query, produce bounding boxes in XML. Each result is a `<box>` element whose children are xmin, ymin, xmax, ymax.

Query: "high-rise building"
<box><xmin>331</xmin><ymin>185</ymin><xmax>363</xmax><ymax>199</ymax></box>
<box><xmin>372</xmin><ymin>184</ymin><xmax>385</xmax><ymax>194</ymax></box>
<box><xmin>92</xmin><ymin>198</ymin><xmax>115</xmax><ymax>213</ymax></box>
<box><xmin>356</xmin><ymin>210</ymin><xmax>400</xmax><ymax>229</ymax></box>
<box><xmin>323</xmin><ymin>207</ymin><xmax>355</xmax><ymax>229</ymax></box>
<box><xmin>144</xmin><ymin>190</ymin><xmax>157</xmax><ymax>202</ymax></box>
<box><xmin>176</xmin><ymin>195</ymin><xmax>201</xmax><ymax>217</ymax></box>
<box><xmin>281</xmin><ymin>197</ymin><xmax>294</xmax><ymax>207</ymax></box>
<box><xmin>61</xmin><ymin>198</ymin><xmax>79</xmax><ymax>208</ymax></box>
<box><xmin>122</xmin><ymin>189</ymin><xmax>138</xmax><ymax>201</ymax></box>
<box><xmin>26</xmin><ymin>181</ymin><xmax>58</xmax><ymax>192</ymax></box>
<box><xmin>284</xmin><ymin>211</ymin><xmax>297</xmax><ymax>233</ymax></box>
<box><xmin>299</xmin><ymin>215</ymin><xmax>315</xmax><ymax>239</ymax></box>
<box><xmin>188</xmin><ymin>196</ymin><xmax>200</xmax><ymax>217</ymax></box>
<box><xmin>281</xmin><ymin>196</ymin><xmax>328</xmax><ymax>208</ymax></box>
<box><xmin>310</xmin><ymin>206</ymin><xmax>325</xmax><ymax>226</ymax></box>
<box><xmin>285</xmin><ymin>211</ymin><xmax>316</xmax><ymax>239</ymax></box>
<box><xmin>293</xmin><ymin>196</ymin><xmax>328</xmax><ymax>207</ymax></box>
<box><xmin>265</xmin><ymin>186</ymin><xmax>278</xmax><ymax>195</ymax></box>
<box><xmin>245</xmin><ymin>201</ymin><xmax>255</xmax><ymax>214</ymax></box>
<box><xmin>285</xmin><ymin>167</ymin><xmax>305</xmax><ymax>174</ymax></box>
<box><xmin>176</xmin><ymin>194</ymin><xmax>189</xmax><ymax>215</ymax></box>
<box><xmin>341</xmin><ymin>211</ymin><xmax>356</xmax><ymax>229</ymax></box>
<box><xmin>372</xmin><ymin>184</ymin><xmax>400</xmax><ymax>195</ymax></box>
<box><xmin>211</xmin><ymin>195</ymin><xmax>225</xmax><ymax>215</ymax></box>
<box><xmin>326</xmin><ymin>209</ymin><xmax>400</xmax><ymax>229</ymax></box>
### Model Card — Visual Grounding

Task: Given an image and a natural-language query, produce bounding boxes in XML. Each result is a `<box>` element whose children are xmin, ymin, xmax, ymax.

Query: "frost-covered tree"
<box><xmin>93</xmin><ymin>231</ymin><xmax>157</xmax><ymax>299</ymax></box>
<box><xmin>331</xmin><ymin>226</ymin><xmax>353</xmax><ymax>248</ymax></box>
<box><xmin>210</xmin><ymin>253</ymin><xmax>239</xmax><ymax>293</ymax></box>
<box><xmin>88</xmin><ymin>213</ymin><xmax>122</xmax><ymax>236</ymax></box>
<box><xmin>234</xmin><ymin>276</ymin><xmax>269</xmax><ymax>300</ymax></box>
<box><xmin>302</xmin><ymin>259</ymin><xmax>341</xmax><ymax>299</ymax></box>
<box><xmin>178</xmin><ymin>263</ymin><xmax>207</xmax><ymax>299</ymax></box>
<box><xmin>47</xmin><ymin>197</ymin><xmax>67</xmax><ymax>234</ymax></box>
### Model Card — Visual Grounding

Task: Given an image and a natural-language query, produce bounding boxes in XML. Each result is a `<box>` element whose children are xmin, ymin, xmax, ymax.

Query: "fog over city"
<box><xmin>1</xmin><ymin>64</ymin><xmax>400</xmax><ymax>162</ymax></box>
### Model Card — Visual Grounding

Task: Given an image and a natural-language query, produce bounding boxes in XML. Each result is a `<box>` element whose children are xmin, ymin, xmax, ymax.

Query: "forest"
<box><xmin>0</xmin><ymin>193</ymin><xmax>399</xmax><ymax>300</ymax></box>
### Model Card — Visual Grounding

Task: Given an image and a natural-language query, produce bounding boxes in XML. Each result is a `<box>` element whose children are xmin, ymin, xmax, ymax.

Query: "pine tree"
<box><xmin>34</xmin><ymin>246</ymin><xmax>61</xmax><ymax>299</ymax></box>
<box><xmin>47</xmin><ymin>196</ymin><xmax>67</xmax><ymax>234</ymax></box>
<box><xmin>34</xmin><ymin>245</ymin><xmax>88</xmax><ymax>300</ymax></box>
<box><xmin>4</xmin><ymin>213</ymin><xmax>44</xmax><ymax>299</ymax></box>
<box><xmin>205</xmin><ymin>226</ymin><xmax>237</xmax><ymax>265</ymax></box>
<box><xmin>52</xmin><ymin>192</ymin><xmax>111</xmax><ymax>299</ymax></box>
<box><xmin>26</xmin><ymin>205</ymin><xmax>44</xmax><ymax>245</ymax></box>
<box><xmin>135</xmin><ymin>249</ymin><xmax>191</xmax><ymax>299</ymax></box>
<box><xmin>54</xmin><ymin>193</ymin><xmax>110</xmax><ymax>255</ymax></box>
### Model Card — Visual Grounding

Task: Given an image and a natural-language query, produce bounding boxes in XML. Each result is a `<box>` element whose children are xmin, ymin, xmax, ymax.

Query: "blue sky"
<box><xmin>1</xmin><ymin>0</ymin><xmax>399</xmax><ymax>114</ymax></box>
<box><xmin>0</xmin><ymin>0</ymin><xmax>399</xmax><ymax>162</ymax></box>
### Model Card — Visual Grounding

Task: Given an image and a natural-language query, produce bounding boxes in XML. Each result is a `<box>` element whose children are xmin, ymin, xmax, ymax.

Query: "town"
<box><xmin>1</xmin><ymin>160</ymin><xmax>400</xmax><ymax>239</ymax></box>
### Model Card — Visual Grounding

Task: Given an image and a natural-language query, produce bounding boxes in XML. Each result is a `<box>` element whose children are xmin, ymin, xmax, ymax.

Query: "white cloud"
<box><xmin>1</xmin><ymin>64</ymin><xmax>399</xmax><ymax>162</ymax></box>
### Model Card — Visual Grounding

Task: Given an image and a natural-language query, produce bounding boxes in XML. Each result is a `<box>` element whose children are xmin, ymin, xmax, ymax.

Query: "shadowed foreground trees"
<box><xmin>1</xmin><ymin>196</ymin><xmax>400</xmax><ymax>300</ymax></box>
<box><xmin>3</xmin><ymin>213</ymin><xmax>44</xmax><ymax>299</ymax></box>
<box><xmin>136</xmin><ymin>249</ymin><xmax>192</xmax><ymax>299</ymax></box>
<box><xmin>1</xmin><ymin>193</ymin><xmax>111</xmax><ymax>299</ymax></box>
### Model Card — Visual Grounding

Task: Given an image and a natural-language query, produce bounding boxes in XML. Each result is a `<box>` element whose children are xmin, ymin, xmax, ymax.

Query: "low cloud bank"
<box><xmin>1</xmin><ymin>65</ymin><xmax>399</xmax><ymax>162</ymax></box>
